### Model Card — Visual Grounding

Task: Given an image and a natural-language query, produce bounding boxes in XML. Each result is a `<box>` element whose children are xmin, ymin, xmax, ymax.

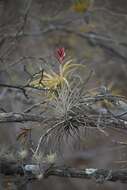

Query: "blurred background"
<box><xmin>0</xmin><ymin>0</ymin><xmax>127</xmax><ymax>189</ymax></box>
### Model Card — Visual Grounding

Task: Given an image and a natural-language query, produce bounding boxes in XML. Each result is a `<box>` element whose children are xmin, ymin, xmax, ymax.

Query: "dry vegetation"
<box><xmin>0</xmin><ymin>0</ymin><xmax>127</xmax><ymax>189</ymax></box>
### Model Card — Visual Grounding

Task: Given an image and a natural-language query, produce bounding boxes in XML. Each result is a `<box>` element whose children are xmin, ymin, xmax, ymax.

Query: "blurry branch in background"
<box><xmin>1</xmin><ymin>24</ymin><xmax>126</xmax><ymax>45</ymax></box>
<box><xmin>1</xmin><ymin>24</ymin><xmax>126</xmax><ymax>63</ymax></box>
<box><xmin>0</xmin><ymin>107</ymin><xmax>7</xmax><ymax>113</ymax></box>
<box><xmin>43</xmin><ymin>25</ymin><xmax>127</xmax><ymax>63</ymax></box>
<box><xmin>19</xmin><ymin>0</ymin><xmax>33</xmax><ymax>34</ymax></box>
<box><xmin>0</xmin><ymin>0</ymin><xmax>33</xmax><ymax>62</ymax></box>
<box><xmin>9</xmin><ymin>56</ymin><xmax>49</xmax><ymax>68</ymax></box>
<box><xmin>91</xmin><ymin>6</ymin><xmax>127</xmax><ymax>17</ymax></box>
<box><xmin>1</xmin><ymin>160</ymin><xmax>127</xmax><ymax>184</ymax></box>
<box><xmin>0</xmin><ymin>3</ymin><xmax>127</xmax><ymax>65</ymax></box>
<box><xmin>0</xmin><ymin>112</ymin><xmax>46</xmax><ymax>123</ymax></box>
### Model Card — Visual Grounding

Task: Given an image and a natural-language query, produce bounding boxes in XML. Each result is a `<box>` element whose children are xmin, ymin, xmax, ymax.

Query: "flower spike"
<box><xmin>55</xmin><ymin>48</ymin><xmax>66</xmax><ymax>63</ymax></box>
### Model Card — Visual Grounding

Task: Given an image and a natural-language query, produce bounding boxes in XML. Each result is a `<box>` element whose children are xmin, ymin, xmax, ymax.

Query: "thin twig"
<box><xmin>24</xmin><ymin>101</ymin><xmax>47</xmax><ymax>113</ymax></box>
<box><xmin>34</xmin><ymin>120</ymin><xmax>65</xmax><ymax>156</ymax></box>
<box><xmin>0</xmin><ymin>83</ymin><xmax>48</xmax><ymax>98</ymax></box>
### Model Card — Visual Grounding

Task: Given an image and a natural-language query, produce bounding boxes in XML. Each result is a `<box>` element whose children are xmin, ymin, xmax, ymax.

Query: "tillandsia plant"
<box><xmin>71</xmin><ymin>0</ymin><xmax>93</xmax><ymax>13</ymax></box>
<box><xmin>29</xmin><ymin>48</ymin><xmax>85</xmax><ymax>98</ymax></box>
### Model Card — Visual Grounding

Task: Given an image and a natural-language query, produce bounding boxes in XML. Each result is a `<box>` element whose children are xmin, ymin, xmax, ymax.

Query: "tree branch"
<box><xmin>0</xmin><ymin>83</ymin><xmax>29</xmax><ymax>98</ymax></box>
<box><xmin>0</xmin><ymin>112</ymin><xmax>45</xmax><ymax>123</ymax></box>
<box><xmin>45</xmin><ymin>167</ymin><xmax>127</xmax><ymax>183</ymax></box>
<box><xmin>1</xmin><ymin>160</ymin><xmax>127</xmax><ymax>183</ymax></box>
<box><xmin>0</xmin><ymin>83</ymin><xmax>48</xmax><ymax>98</ymax></box>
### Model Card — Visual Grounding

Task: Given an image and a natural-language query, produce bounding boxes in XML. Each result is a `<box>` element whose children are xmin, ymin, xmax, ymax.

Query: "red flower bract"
<box><xmin>56</xmin><ymin>48</ymin><xmax>65</xmax><ymax>63</ymax></box>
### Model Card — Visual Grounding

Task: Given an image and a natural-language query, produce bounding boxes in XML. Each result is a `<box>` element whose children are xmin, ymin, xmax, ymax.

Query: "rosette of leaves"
<box><xmin>29</xmin><ymin>48</ymin><xmax>85</xmax><ymax>98</ymax></box>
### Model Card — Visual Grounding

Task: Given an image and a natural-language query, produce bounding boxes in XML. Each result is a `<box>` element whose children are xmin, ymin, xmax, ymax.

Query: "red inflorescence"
<box><xmin>55</xmin><ymin>48</ymin><xmax>65</xmax><ymax>63</ymax></box>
